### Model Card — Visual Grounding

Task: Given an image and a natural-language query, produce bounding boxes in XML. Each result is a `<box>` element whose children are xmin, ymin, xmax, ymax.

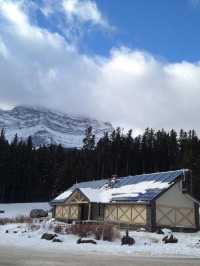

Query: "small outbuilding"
<box><xmin>51</xmin><ymin>169</ymin><xmax>199</xmax><ymax>231</ymax></box>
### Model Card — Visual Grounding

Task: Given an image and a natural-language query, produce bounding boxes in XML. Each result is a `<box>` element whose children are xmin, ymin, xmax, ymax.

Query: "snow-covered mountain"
<box><xmin>0</xmin><ymin>106</ymin><xmax>113</xmax><ymax>148</ymax></box>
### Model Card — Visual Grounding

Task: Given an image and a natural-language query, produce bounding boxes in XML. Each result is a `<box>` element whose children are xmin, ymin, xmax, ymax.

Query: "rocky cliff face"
<box><xmin>0</xmin><ymin>106</ymin><xmax>113</xmax><ymax>148</ymax></box>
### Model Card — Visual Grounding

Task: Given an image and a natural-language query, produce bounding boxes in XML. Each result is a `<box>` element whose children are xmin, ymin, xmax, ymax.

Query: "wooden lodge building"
<box><xmin>51</xmin><ymin>169</ymin><xmax>199</xmax><ymax>231</ymax></box>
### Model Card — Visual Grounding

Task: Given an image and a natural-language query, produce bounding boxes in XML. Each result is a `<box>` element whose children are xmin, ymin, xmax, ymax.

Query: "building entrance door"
<box><xmin>80</xmin><ymin>204</ymin><xmax>89</xmax><ymax>220</ymax></box>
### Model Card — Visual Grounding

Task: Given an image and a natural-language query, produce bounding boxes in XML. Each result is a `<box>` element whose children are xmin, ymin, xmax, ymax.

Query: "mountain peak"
<box><xmin>0</xmin><ymin>105</ymin><xmax>113</xmax><ymax>147</ymax></box>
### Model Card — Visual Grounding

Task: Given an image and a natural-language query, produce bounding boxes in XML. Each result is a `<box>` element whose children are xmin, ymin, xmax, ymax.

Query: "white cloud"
<box><xmin>0</xmin><ymin>1</ymin><xmax>27</xmax><ymax>27</ymax></box>
<box><xmin>0</xmin><ymin>1</ymin><xmax>63</xmax><ymax>48</ymax></box>
<box><xmin>1</xmin><ymin>0</ymin><xmax>200</xmax><ymax>132</ymax></box>
<box><xmin>62</xmin><ymin>0</ymin><xmax>108</xmax><ymax>27</ymax></box>
<box><xmin>37</xmin><ymin>0</ymin><xmax>113</xmax><ymax>43</ymax></box>
<box><xmin>97</xmin><ymin>49</ymin><xmax>200</xmax><ymax>130</ymax></box>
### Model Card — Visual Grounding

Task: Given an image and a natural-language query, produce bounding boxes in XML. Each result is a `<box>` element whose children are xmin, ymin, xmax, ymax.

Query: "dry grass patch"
<box><xmin>65</xmin><ymin>223</ymin><xmax>120</xmax><ymax>242</ymax></box>
<box><xmin>0</xmin><ymin>216</ymin><xmax>32</xmax><ymax>225</ymax></box>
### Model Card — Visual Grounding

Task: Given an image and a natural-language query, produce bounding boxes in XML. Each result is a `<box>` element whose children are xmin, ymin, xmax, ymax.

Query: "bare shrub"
<box><xmin>54</xmin><ymin>224</ymin><xmax>63</xmax><ymax>234</ymax></box>
<box><xmin>65</xmin><ymin>223</ymin><xmax>120</xmax><ymax>242</ymax></box>
<box><xmin>102</xmin><ymin>223</ymin><xmax>120</xmax><ymax>242</ymax></box>
<box><xmin>30</xmin><ymin>224</ymin><xmax>41</xmax><ymax>231</ymax></box>
<box><xmin>0</xmin><ymin>216</ymin><xmax>32</xmax><ymax>225</ymax></box>
<box><xmin>48</xmin><ymin>223</ymin><xmax>54</xmax><ymax>231</ymax></box>
<box><xmin>16</xmin><ymin>215</ymin><xmax>32</xmax><ymax>224</ymax></box>
<box><xmin>65</xmin><ymin>223</ymin><xmax>93</xmax><ymax>237</ymax></box>
<box><xmin>95</xmin><ymin>225</ymin><xmax>103</xmax><ymax>240</ymax></box>
<box><xmin>0</xmin><ymin>218</ymin><xmax>10</xmax><ymax>225</ymax></box>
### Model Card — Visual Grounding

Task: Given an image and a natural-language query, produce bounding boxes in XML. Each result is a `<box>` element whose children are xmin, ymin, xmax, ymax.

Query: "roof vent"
<box><xmin>108</xmin><ymin>174</ymin><xmax>118</xmax><ymax>188</ymax></box>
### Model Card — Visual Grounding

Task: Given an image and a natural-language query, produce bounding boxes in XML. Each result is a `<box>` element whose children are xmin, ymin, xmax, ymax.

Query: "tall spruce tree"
<box><xmin>82</xmin><ymin>126</ymin><xmax>95</xmax><ymax>151</ymax></box>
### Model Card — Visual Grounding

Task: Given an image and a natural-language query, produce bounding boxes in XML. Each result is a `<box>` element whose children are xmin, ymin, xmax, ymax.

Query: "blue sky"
<box><xmin>1</xmin><ymin>0</ymin><xmax>200</xmax><ymax>132</ymax></box>
<box><xmin>31</xmin><ymin>0</ymin><xmax>200</xmax><ymax>61</ymax></box>
<box><xmin>94</xmin><ymin>0</ymin><xmax>200</xmax><ymax>62</ymax></box>
<box><xmin>28</xmin><ymin>0</ymin><xmax>200</xmax><ymax>61</ymax></box>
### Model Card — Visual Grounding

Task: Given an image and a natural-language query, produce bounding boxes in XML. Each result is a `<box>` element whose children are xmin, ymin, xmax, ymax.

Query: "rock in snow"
<box><xmin>77</xmin><ymin>238</ymin><xmax>97</xmax><ymax>245</ymax></box>
<box><xmin>30</xmin><ymin>209</ymin><xmax>48</xmax><ymax>218</ymax></box>
<box><xmin>41</xmin><ymin>233</ymin><xmax>57</xmax><ymax>241</ymax></box>
<box><xmin>121</xmin><ymin>230</ymin><xmax>135</xmax><ymax>246</ymax></box>
<box><xmin>0</xmin><ymin>106</ymin><xmax>113</xmax><ymax>148</ymax></box>
<box><xmin>162</xmin><ymin>234</ymin><xmax>178</xmax><ymax>244</ymax></box>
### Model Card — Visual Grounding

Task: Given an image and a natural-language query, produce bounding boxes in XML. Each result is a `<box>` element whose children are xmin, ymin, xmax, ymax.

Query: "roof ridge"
<box><xmin>74</xmin><ymin>178</ymin><xmax>108</xmax><ymax>185</ymax></box>
<box><xmin>72</xmin><ymin>169</ymin><xmax>189</xmax><ymax>185</ymax></box>
<box><xmin>119</xmin><ymin>169</ymin><xmax>189</xmax><ymax>178</ymax></box>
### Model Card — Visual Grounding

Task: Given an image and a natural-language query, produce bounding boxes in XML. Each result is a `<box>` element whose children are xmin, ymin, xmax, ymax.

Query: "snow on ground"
<box><xmin>0</xmin><ymin>203</ymin><xmax>200</xmax><ymax>257</ymax></box>
<box><xmin>0</xmin><ymin>221</ymin><xmax>200</xmax><ymax>257</ymax></box>
<box><xmin>0</xmin><ymin>202</ymin><xmax>50</xmax><ymax>218</ymax></box>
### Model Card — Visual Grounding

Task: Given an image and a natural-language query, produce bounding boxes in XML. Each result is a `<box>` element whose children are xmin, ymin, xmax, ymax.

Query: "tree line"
<box><xmin>0</xmin><ymin>126</ymin><xmax>200</xmax><ymax>203</ymax></box>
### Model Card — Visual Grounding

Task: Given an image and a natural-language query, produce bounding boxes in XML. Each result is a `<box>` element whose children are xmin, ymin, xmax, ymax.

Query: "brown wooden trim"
<box><xmin>104</xmin><ymin>204</ymin><xmax>147</xmax><ymax>225</ymax></box>
<box><xmin>156</xmin><ymin>203</ymin><xmax>195</xmax><ymax>210</ymax></box>
<box><xmin>194</xmin><ymin>202</ymin><xmax>200</xmax><ymax>230</ymax></box>
<box><xmin>118</xmin><ymin>205</ymin><xmax>128</xmax><ymax>220</ymax></box>
<box><xmin>150</xmin><ymin>200</ymin><xmax>156</xmax><ymax>232</ymax></box>
<box><xmin>157</xmin><ymin>206</ymin><xmax>176</xmax><ymax>225</ymax></box>
<box><xmin>156</xmin><ymin>204</ymin><xmax>196</xmax><ymax>228</ymax></box>
<box><xmin>55</xmin><ymin>202</ymin><xmax>85</xmax><ymax>206</ymax></box>
<box><xmin>53</xmin><ymin>199</ymin><xmax>148</xmax><ymax>206</ymax></box>
<box><xmin>65</xmin><ymin>188</ymin><xmax>90</xmax><ymax>203</ymax></box>
<box><xmin>107</xmin><ymin>202</ymin><xmax>147</xmax><ymax>205</ymax></box>
<box><xmin>133</xmin><ymin>206</ymin><xmax>146</xmax><ymax>223</ymax></box>
<box><xmin>52</xmin><ymin>206</ymin><xmax>56</xmax><ymax>218</ymax></box>
<box><xmin>88</xmin><ymin>203</ymin><xmax>91</xmax><ymax>220</ymax></box>
<box><xmin>176</xmin><ymin>208</ymin><xmax>194</xmax><ymax>226</ymax></box>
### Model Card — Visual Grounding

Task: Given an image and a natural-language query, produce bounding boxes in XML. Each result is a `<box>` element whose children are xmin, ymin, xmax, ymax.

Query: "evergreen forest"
<box><xmin>0</xmin><ymin>126</ymin><xmax>200</xmax><ymax>202</ymax></box>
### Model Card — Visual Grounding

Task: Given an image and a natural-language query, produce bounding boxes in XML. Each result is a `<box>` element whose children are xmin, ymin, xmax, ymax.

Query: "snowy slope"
<box><xmin>0</xmin><ymin>106</ymin><xmax>113</xmax><ymax>148</ymax></box>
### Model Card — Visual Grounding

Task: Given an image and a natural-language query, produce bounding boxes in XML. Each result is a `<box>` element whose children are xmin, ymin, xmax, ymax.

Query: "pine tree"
<box><xmin>82</xmin><ymin>127</ymin><xmax>95</xmax><ymax>151</ymax></box>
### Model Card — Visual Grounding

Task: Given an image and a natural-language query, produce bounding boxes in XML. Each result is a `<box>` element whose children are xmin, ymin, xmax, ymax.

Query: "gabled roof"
<box><xmin>51</xmin><ymin>169</ymin><xmax>189</xmax><ymax>204</ymax></box>
<box><xmin>52</xmin><ymin>179</ymin><xmax>108</xmax><ymax>203</ymax></box>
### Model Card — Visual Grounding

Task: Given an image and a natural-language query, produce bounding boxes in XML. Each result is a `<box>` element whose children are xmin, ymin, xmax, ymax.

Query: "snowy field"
<box><xmin>0</xmin><ymin>203</ymin><xmax>200</xmax><ymax>258</ymax></box>
<box><xmin>0</xmin><ymin>202</ymin><xmax>50</xmax><ymax>218</ymax></box>
<box><xmin>0</xmin><ymin>222</ymin><xmax>200</xmax><ymax>257</ymax></box>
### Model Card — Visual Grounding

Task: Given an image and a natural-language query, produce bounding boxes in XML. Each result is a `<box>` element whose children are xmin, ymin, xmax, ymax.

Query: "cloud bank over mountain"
<box><xmin>0</xmin><ymin>0</ymin><xmax>200</xmax><ymax>132</ymax></box>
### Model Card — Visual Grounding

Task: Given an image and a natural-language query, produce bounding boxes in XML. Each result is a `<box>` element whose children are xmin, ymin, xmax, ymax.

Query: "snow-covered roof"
<box><xmin>51</xmin><ymin>169</ymin><xmax>189</xmax><ymax>204</ymax></box>
<box><xmin>54</xmin><ymin>179</ymin><xmax>108</xmax><ymax>202</ymax></box>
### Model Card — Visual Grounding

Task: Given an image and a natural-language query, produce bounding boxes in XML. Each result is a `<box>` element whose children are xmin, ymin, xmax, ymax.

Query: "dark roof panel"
<box><xmin>52</xmin><ymin>169</ymin><xmax>188</xmax><ymax>204</ymax></box>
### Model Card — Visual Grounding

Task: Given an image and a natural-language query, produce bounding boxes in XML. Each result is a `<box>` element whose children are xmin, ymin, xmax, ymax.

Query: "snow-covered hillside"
<box><xmin>0</xmin><ymin>106</ymin><xmax>113</xmax><ymax>148</ymax></box>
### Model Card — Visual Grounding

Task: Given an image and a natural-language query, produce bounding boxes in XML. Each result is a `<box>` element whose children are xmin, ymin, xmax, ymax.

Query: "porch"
<box><xmin>55</xmin><ymin>202</ymin><xmax>104</xmax><ymax>222</ymax></box>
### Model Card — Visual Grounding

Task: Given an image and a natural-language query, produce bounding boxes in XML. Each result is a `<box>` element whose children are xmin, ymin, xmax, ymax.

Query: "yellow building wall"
<box><xmin>104</xmin><ymin>204</ymin><xmax>147</xmax><ymax>225</ymax></box>
<box><xmin>55</xmin><ymin>205</ymin><xmax>80</xmax><ymax>220</ymax></box>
